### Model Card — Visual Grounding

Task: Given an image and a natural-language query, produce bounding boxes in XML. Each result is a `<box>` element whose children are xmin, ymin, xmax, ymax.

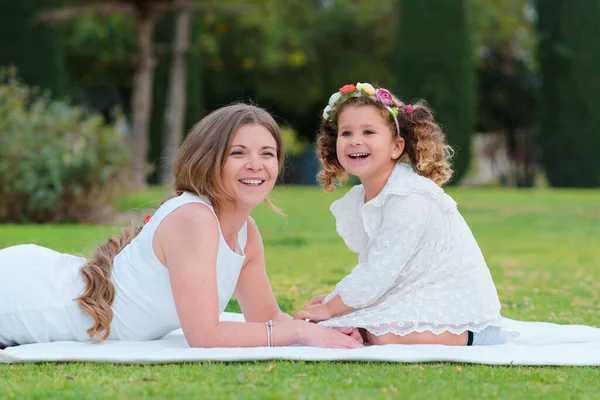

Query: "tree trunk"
<box><xmin>129</xmin><ymin>7</ymin><xmax>159</xmax><ymax>189</ymax></box>
<box><xmin>159</xmin><ymin>2</ymin><xmax>191</xmax><ymax>184</ymax></box>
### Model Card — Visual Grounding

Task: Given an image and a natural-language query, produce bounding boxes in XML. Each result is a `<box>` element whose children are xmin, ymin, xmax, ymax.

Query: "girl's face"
<box><xmin>221</xmin><ymin>124</ymin><xmax>279</xmax><ymax>210</ymax></box>
<box><xmin>336</xmin><ymin>105</ymin><xmax>404</xmax><ymax>182</ymax></box>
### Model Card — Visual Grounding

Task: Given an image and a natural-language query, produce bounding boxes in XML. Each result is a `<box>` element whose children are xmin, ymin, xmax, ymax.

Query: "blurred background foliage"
<box><xmin>1</xmin><ymin>0</ymin><xmax>599</xmax><ymax>222</ymax></box>
<box><xmin>0</xmin><ymin>68</ymin><xmax>130</xmax><ymax>223</ymax></box>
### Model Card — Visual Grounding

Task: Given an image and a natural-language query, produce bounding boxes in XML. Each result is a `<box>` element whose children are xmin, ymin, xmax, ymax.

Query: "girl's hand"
<box><xmin>299</xmin><ymin>323</ymin><xmax>363</xmax><ymax>349</ymax></box>
<box><xmin>293</xmin><ymin>303</ymin><xmax>332</xmax><ymax>322</ymax></box>
<box><xmin>305</xmin><ymin>294</ymin><xmax>328</xmax><ymax>307</ymax></box>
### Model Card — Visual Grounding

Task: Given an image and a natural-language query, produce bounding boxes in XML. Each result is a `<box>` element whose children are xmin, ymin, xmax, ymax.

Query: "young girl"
<box><xmin>0</xmin><ymin>104</ymin><xmax>362</xmax><ymax>350</ymax></box>
<box><xmin>295</xmin><ymin>83</ymin><xmax>507</xmax><ymax>346</ymax></box>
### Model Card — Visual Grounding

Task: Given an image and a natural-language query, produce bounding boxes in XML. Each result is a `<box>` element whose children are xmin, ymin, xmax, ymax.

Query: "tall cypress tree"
<box><xmin>536</xmin><ymin>0</ymin><xmax>600</xmax><ymax>187</ymax></box>
<box><xmin>396</xmin><ymin>0</ymin><xmax>475</xmax><ymax>183</ymax></box>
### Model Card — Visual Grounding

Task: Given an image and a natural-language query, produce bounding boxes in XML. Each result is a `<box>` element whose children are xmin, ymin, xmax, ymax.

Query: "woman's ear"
<box><xmin>392</xmin><ymin>137</ymin><xmax>405</xmax><ymax>160</ymax></box>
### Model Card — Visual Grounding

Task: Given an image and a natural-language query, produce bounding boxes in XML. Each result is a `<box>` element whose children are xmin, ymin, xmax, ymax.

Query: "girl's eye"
<box><xmin>340</xmin><ymin>131</ymin><xmax>352</xmax><ymax>137</ymax></box>
<box><xmin>364</xmin><ymin>130</ymin><xmax>375</xmax><ymax>135</ymax></box>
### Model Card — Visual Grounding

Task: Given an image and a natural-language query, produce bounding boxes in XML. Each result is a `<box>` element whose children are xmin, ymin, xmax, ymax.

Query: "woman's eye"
<box><xmin>262</xmin><ymin>152</ymin><xmax>275</xmax><ymax>157</ymax></box>
<box><xmin>230</xmin><ymin>151</ymin><xmax>244</xmax><ymax>156</ymax></box>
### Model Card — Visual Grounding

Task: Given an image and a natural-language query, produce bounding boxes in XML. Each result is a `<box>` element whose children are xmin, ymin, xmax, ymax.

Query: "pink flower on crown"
<box><xmin>375</xmin><ymin>88</ymin><xmax>394</xmax><ymax>105</ymax></box>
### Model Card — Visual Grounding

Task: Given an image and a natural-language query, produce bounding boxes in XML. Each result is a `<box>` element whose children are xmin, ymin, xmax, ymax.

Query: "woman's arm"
<box><xmin>155</xmin><ymin>204</ymin><xmax>360</xmax><ymax>348</ymax></box>
<box><xmin>234</xmin><ymin>217</ymin><xmax>291</xmax><ymax>323</ymax></box>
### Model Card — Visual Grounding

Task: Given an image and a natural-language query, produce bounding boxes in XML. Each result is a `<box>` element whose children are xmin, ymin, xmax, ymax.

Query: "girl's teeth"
<box><xmin>350</xmin><ymin>153</ymin><xmax>369</xmax><ymax>158</ymax></box>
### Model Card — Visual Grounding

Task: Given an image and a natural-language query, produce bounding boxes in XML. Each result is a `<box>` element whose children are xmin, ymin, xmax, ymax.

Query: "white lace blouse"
<box><xmin>319</xmin><ymin>163</ymin><xmax>503</xmax><ymax>336</ymax></box>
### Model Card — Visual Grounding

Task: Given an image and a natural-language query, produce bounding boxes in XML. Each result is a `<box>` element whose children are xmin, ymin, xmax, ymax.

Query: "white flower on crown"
<box><xmin>328</xmin><ymin>92</ymin><xmax>342</xmax><ymax>107</ymax></box>
<box><xmin>323</xmin><ymin>105</ymin><xmax>332</xmax><ymax>119</ymax></box>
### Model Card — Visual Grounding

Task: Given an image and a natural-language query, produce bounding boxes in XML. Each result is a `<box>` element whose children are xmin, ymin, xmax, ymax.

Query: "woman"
<box><xmin>0</xmin><ymin>104</ymin><xmax>362</xmax><ymax>349</ymax></box>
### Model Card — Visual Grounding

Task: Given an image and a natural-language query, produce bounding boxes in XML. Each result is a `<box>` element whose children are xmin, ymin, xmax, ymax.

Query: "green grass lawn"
<box><xmin>1</xmin><ymin>186</ymin><xmax>599</xmax><ymax>399</ymax></box>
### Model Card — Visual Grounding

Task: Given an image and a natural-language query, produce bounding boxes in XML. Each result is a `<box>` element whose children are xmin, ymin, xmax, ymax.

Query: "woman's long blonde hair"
<box><xmin>77</xmin><ymin>104</ymin><xmax>283</xmax><ymax>342</ymax></box>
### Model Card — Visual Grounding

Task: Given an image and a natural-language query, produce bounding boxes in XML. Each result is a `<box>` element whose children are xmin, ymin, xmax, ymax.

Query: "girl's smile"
<box><xmin>347</xmin><ymin>152</ymin><xmax>371</xmax><ymax>160</ymax></box>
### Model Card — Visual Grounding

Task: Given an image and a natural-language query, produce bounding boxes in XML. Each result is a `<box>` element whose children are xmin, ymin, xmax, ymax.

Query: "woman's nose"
<box><xmin>246</xmin><ymin>155</ymin><xmax>264</xmax><ymax>170</ymax></box>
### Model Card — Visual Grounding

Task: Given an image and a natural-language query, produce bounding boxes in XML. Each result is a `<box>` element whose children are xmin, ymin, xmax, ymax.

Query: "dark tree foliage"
<box><xmin>396</xmin><ymin>0</ymin><xmax>476</xmax><ymax>183</ymax></box>
<box><xmin>0</xmin><ymin>0</ymin><xmax>69</xmax><ymax>97</ymax></box>
<box><xmin>536</xmin><ymin>0</ymin><xmax>600</xmax><ymax>187</ymax></box>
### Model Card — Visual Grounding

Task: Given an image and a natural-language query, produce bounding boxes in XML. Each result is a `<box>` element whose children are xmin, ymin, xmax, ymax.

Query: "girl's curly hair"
<box><xmin>316</xmin><ymin>93</ymin><xmax>454</xmax><ymax>192</ymax></box>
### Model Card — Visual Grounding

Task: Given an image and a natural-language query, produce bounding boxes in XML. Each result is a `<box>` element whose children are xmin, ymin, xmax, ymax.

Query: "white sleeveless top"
<box><xmin>0</xmin><ymin>192</ymin><xmax>246</xmax><ymax>346</ymax></box>
<box><xmin>109</xmin><ymin>192</ymin><xmax>248</xmax><ymax>340</ymax></box>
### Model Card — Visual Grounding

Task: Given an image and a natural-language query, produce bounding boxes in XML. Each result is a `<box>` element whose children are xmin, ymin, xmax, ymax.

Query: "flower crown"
<box><xmin>323</xmin><ymin>82</ymin><xmax>412</xmax><ymax>137</ymax></box>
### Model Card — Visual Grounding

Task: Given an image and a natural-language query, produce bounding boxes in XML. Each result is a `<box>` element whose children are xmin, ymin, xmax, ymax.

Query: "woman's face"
<box><xmin>221</xmin><ymin>124</ymin><xmax>279</xmax><ymax>210</ymax></box>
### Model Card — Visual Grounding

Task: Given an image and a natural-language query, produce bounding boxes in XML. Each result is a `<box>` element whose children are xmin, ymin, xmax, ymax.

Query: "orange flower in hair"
<box><xmin>143</xmin><ymin>213</ymin><xmax>153</xmax><ymax>225</ymax></box>
<box><xmin>339</xmin><ymin>84</ymin><xmax>357</xmax><ymax>95</ymax></box>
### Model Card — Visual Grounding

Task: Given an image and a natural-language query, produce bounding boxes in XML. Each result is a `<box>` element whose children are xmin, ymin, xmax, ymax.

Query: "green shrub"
<box><xmin>0</xmin><ymin>69</ymin><xmax>130</xmax><ymax>223</ymax></box>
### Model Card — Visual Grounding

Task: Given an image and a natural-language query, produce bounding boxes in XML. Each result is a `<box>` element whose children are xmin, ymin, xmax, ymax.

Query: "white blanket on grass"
<box><xmin>2</xmin><ymin>313</ymin><xmax>600</xmax><ymax>365</ymax></box>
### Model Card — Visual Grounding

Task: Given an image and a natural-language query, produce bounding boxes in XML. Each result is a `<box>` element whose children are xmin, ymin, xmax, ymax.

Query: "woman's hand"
<box><xmin>293</xmin><ymin>303</ymin><xmax>332</xmax><ymax>323</ymax></box>
<box><xmin>333</xmin><ymin>327</ymin><xmax>364</xmax><ymax>344</ymax></box>
<box><xmin>298</xmin><ymin>323</ymin><xmax>363</xmax><ymax>349</ymax></box>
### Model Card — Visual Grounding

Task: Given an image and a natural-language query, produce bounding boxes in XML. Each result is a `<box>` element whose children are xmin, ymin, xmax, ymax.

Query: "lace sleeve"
<box><xmin>333</xmin><ymin>193</ymin><xmax>432</xmax><ymax>309</ymax></box>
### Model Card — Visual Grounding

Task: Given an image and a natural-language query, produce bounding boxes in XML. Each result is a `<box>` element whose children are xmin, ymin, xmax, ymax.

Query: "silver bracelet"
<box><xmin>265</xmin><ymin>320</ymin><xmax>273</xmax><ymax>347</ymax></box>
<box><xmin>265</xmin><ymin>321</ymin><xmax>271</xmax><ymax>347</ymax></box>
<box><xmin>265</xmin><ymin>321</ymin><xmax>270</xmax><ymax>347</ymax></box>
